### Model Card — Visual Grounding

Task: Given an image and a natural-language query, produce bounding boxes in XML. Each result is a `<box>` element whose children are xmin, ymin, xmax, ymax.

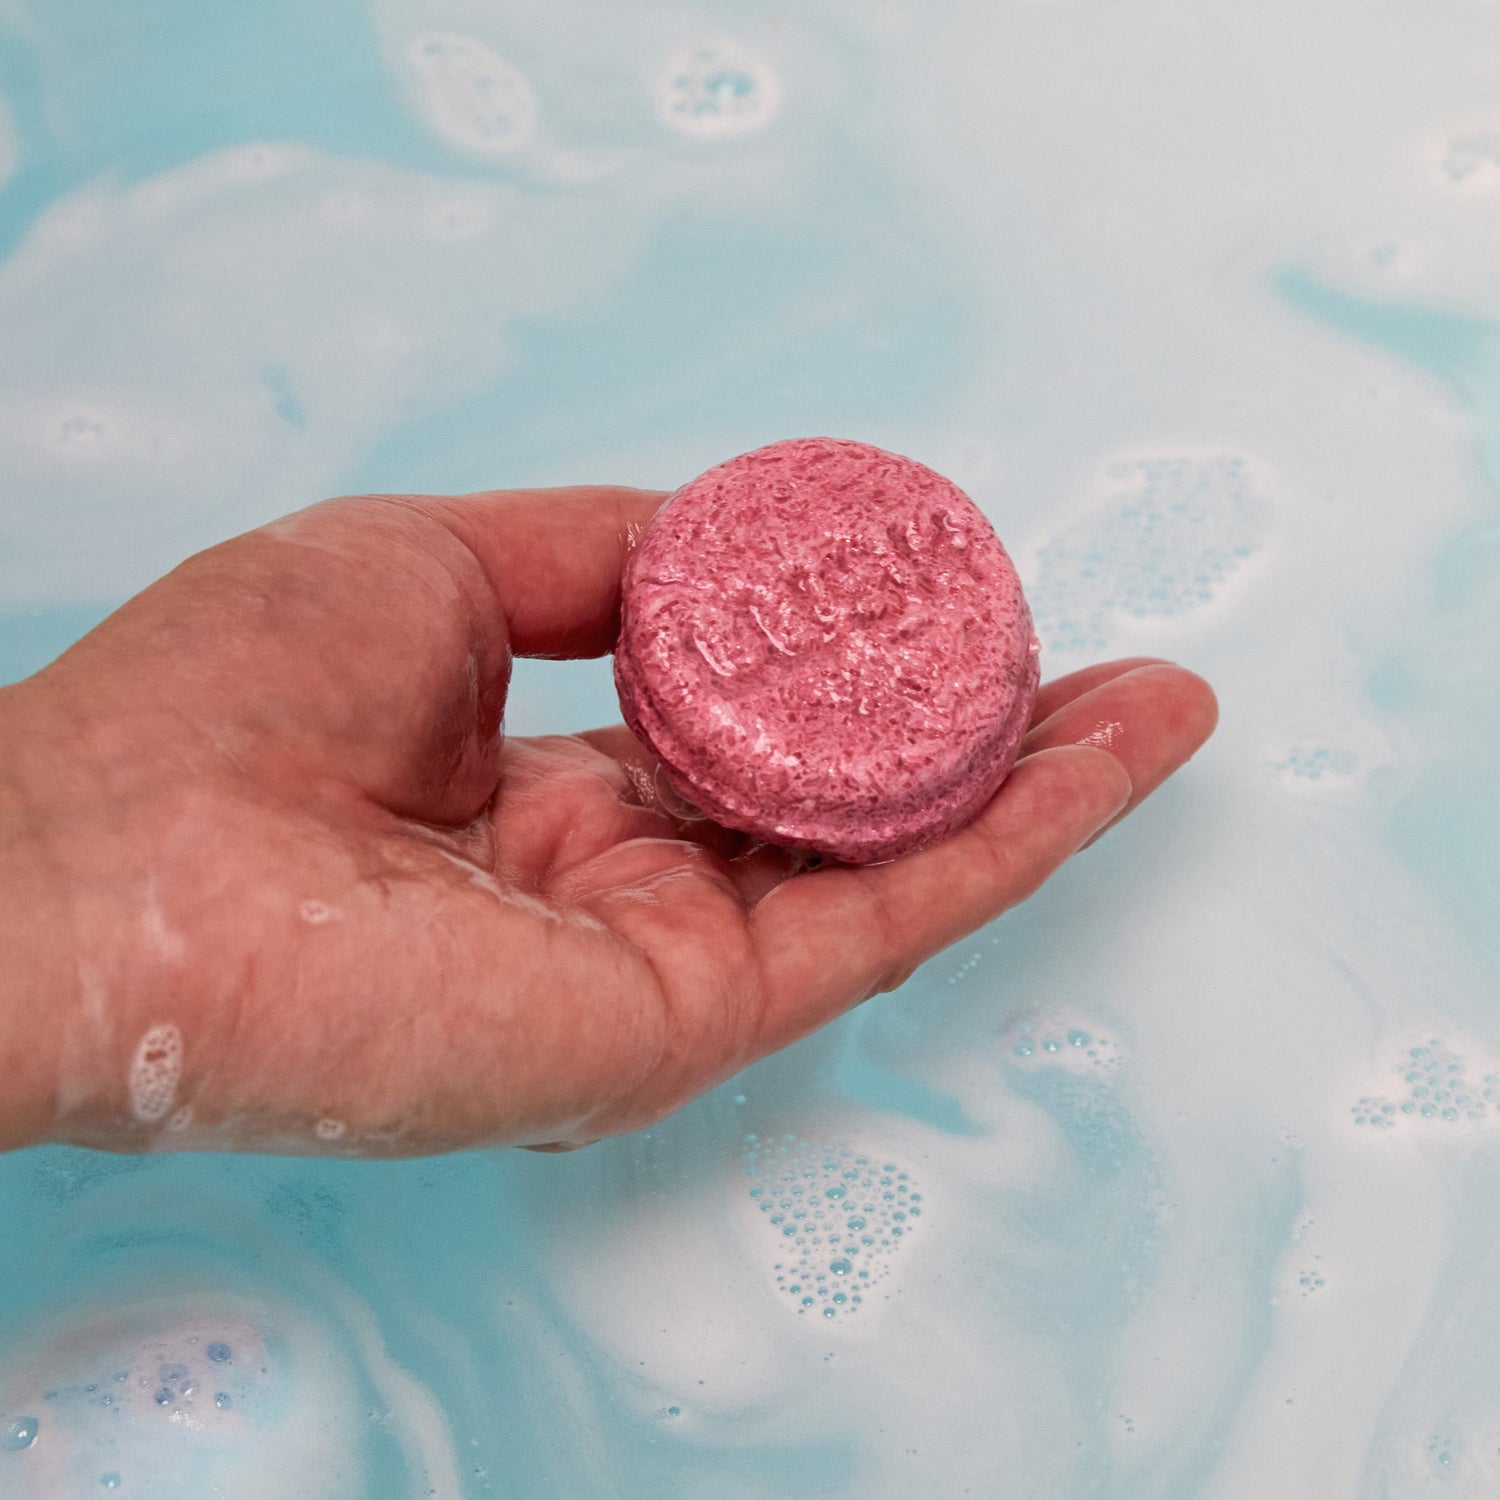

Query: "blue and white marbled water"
<box><xmin>1</xmin><ymin>1</ymin><xmax>1498</xmax><ymax>1495</ymax></box>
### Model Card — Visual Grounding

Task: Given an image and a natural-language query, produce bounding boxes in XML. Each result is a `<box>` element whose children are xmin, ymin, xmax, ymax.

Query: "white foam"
<box><xmin>127</xmin><ymin>1024</ymin><xmax>182</xmax><ymax>1125</ymax></box>
<box><xmin>0</xmin><ymin>142</ymin><xmax>708</xmax><ymax>607</ymax></box>
<box><xmin>0</xmin><ymin>1302</ymin><xmax>358</xmax><ymax>1498</ymax></box>
<box><xmin>1025</xmin><ymin>450</ymin><xmax>1272</xmax><ymax>663</ymax></box>
<box><xmin>656</xmin><ymin>41</ymin><xmax>781</xmax><ymax>139</ymax></box>
<box><xmin>1427</xmin><ymin>123</ymin><xmax>1500</xmax><ymax>194</ymax></box>
<box><xmin>407</xmin><ymin>33</ymin><xmax>536</xmax><ymax>157</ymax></box>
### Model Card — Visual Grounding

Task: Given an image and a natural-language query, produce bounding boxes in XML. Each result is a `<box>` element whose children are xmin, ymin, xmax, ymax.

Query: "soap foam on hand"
<box><xmin>613</xmin><ymin>437</ymin><xmax>1041</xmax><ymax>864</ymax></box>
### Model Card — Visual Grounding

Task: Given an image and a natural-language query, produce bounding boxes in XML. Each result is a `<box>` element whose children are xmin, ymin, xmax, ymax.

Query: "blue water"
<box><xmin>2</xmin><ymin>3</ymin><xmax>1499</xmax><ymax>1495</ymax></box>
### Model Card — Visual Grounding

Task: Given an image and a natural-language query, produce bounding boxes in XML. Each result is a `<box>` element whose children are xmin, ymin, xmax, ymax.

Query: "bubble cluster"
<box><xmin>127</xmin><ymin>1023</ymin><xmax>182</xmax><ymax>1124</ymax></box>
<box><xmin>944</xmin><ymin>947</ymin><xmax>985</xmax><ymax>987</ymax></box>
<box><xmin>409</xmin><ymin>33</ymin><xmax>536</xmax><ymax>157</ymax></box>
<box><xmin>56</xmin><ymin>413</ymin><xmax>107</xmax><ymax>452</ymax></box>
<box><xmin>1435</xmin><ymin>130</ymin><xmax>1500</xmax><ymax>193</ymax></box>
<box><xmin>1029</xmin><ymin>453</ymin><xmax>1267</xmax><ymax>657</ymax></box>
<box><xmin>744</xmin><ymin>1137</ymin><xmax>921</xmax><ymax>1321</ymax></box>
<box><xmin>1273</xmin><ymin>745</ymin><xmax>1359</xmax><ymax>783</ymax></box>
<box><xmin>13</xmin><ymin>397</ymin><xmax>188</xmax><ymax>469</ymax></box>
<box><xmin>5</xmin><ymin>1328</ymin><xmax>260</xmax><ymax>1494</ymax></box>
<box><xmin>1296</xmin><ymin>1259</ymin><xmax>1327</xmax><ymax>1297</ymax></box>
<box><xmin>656</xmin><ymin>43</ymin><xmax>781</xmax><ymax>139</ymax></box>
<box><xmin>0</xmin><ymin>1304</ymin><xmax>391</xmax><ymax>1497</ymax></box>
<box><xmin>1007</xmin><ymin>1017</ymin><xmax>1122</xmax><ymax>1075</ymax></box>
<box><xmin>1350</xmin><ymin>1039</ymin><xmax>1496</xmax><ymax>1129</ymax></box>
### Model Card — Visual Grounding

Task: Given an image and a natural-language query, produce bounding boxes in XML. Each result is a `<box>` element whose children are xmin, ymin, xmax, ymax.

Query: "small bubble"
<box><xmin>206</xmin><ymin>1343</ymin><xmax>232</xmax><ymax>1364</ymax></box>
<box><xmin>1068</xmin><ymin>1030</ymin><xmax>1091</xmax><ymax>1048</ymax></box>
<box><xmin>101</xmin><ymin>1476</ymin><xmax>122</xmax><ymax>1491</ymax></box>
<box><xmin>1013</xmin><ymin>1040</ymin><xmax>1035</xmax><ymax>1057</ymax></box>
<box><xmin>214</xmin><ymin>1393</ymin><xmax>232</xmax><ymax>1410</ymax></box>
<box><xmin>830</xmin><ymin>1258</ymin><xmax>852</xmax><ymax>1276</ymax></box>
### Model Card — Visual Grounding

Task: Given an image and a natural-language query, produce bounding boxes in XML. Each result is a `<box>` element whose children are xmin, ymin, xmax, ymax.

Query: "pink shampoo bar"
<box><xmin>613</xmin><ymin>437</ymin><xmax>1040</xmax><ymax>864</ymax></box>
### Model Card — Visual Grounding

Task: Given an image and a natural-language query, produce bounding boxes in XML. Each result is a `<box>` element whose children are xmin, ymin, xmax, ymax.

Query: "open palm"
<box><xmin>17</xmin><ymin>485</ymin><xmax>1215</xmax><ymax>1155</ymax></box>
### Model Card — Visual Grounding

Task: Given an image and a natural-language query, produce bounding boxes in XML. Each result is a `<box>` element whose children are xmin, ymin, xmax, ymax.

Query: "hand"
<box><xmin>0</xmin><ymin>486</ymin><xmax>1216</xmax><ymax>1155</ymax></box>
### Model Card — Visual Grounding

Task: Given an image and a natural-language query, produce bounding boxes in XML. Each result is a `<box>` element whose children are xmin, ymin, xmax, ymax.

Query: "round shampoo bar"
<box><xmin>613</xmin><ymin>437</ymin><xmax>1041</xmax><ymax>864</ymax></box>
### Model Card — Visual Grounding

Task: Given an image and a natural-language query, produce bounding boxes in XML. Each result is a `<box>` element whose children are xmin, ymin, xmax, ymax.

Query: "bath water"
<box><xmin>1</xmin><ymin>2</ymin><xmax>1498</xmax><ymax>1494</ymax></box>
